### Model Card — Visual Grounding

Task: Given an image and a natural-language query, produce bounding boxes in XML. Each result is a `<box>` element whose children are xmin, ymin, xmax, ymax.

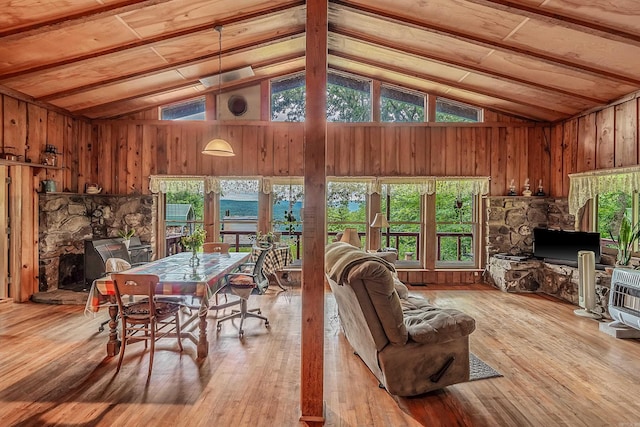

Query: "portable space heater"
<box><xmin>608</xmin><ymin>268</ymin><xmax>640</xmax><ymax>331</ymax></box>
<box><xmin>575</xmin><ymin>250</ymin><xmax>602</xmax><ymax>319</ymax></box>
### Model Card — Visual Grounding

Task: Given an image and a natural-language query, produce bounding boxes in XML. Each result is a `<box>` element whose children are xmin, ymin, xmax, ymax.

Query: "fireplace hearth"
<box><xmin>39</xmin><ymin>193</ymin><xmax>154</xmax><ymax>292</ymax></box>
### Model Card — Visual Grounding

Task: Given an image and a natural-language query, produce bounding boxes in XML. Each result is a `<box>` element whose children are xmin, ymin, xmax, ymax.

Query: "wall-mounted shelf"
<box><xmin>0</xmin><ymin>158</ymin><xmax>62</xmax><ymax>170</ymax></box>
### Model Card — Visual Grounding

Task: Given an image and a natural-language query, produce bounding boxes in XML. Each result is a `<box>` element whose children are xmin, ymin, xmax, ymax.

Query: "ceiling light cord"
<box><xmin>202</xmin><ymin>24</ymin><xmax>235</xmax><ymax>157</ymax></box>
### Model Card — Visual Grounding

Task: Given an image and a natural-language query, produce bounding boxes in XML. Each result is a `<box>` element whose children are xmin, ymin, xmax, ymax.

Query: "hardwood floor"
<box><xmin>1</xmin><ymin>285</ymin><xmax>639</xmax><ymax>426</ymax></box>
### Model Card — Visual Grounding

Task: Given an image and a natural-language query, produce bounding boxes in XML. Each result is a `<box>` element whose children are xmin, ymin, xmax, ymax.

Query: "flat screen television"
<box><xmin>533</xmin><ymin>227</ymin><xmax>601</xmax><ymax>264</ymax></box>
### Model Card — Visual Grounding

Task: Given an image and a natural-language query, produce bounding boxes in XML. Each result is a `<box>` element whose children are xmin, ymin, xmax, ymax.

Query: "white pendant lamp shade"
<box><xmin>202</xmin><ymin>138</ymin><xmax>235</xmax><ymax>156</ymax></box>
<box><xmin>202</xmin><ymin>25</ymin><xmax>235</xmax><ymax>157</ymax></box>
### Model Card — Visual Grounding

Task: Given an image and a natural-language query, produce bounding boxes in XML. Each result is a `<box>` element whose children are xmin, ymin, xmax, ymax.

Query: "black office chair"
<box><xmin>216</xmin><ymin>246</ymin><xmax>271</xmax><ymax>338</ymax></box>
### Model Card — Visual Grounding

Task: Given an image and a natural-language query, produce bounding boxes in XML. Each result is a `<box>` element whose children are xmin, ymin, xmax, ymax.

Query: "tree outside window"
<box><xmin>380</xmin><ymin>183</ymin><xmax>421</xmax><ymax>261</ymax></box>
<box><xmin>597</xmin><ymin>191</ymin><xmax>632</xmax><ymax>244</ymax></box>
<box><xmin>435</xmin><ymin>181</ymin><xmax>476</xmax><ymax>266</ymax></box>
<box><xmin>271</xmin><ymin>72</ymin><xmax>371</xmax><ymax>122</ymax></box>
<box><xmin>381</xmin><ymin>85</ymin><xmax>425</xmax><ymax>122</ymax></box>
<box><xmin>435</xmin><ymin>97</ymin><xmax>482</xmax><ymax>122</ymax></box>
<box><xmin>327</xmin><ymin>181</ymin><xmax>368</xmax><ymax>247</ymax></box>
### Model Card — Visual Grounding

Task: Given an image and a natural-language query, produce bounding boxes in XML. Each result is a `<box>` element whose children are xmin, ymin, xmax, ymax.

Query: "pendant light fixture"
<box><xmin>202</xmin><ymin>25</ymin><xmax>235</xmax><ymax>157</ymax></box>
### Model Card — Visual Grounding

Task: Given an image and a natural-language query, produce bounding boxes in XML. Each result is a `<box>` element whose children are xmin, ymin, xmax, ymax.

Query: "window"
<box><xmin>270</xmin><ymin>180</ymin><xmax>304</xmax><ymax>259</ymax></box>
<box><xmin>380</xmin><ymin>183</ymin><xmax>422</xmax><ymax>263</ymax></box>
<box><xmin>271</xmin><ymin>73</ymin><xmax>306</xmax><ymax>122</ymax></box>
<box><xmin>160</xmin><ymin>98</ymin><xmax>206</xmax><ymax>120</ymax></box>
<box><xmin>158</xmin><ymin>178</ymin><xmax>205</xmax><ymax>256</ymax></box>
<box><xmin>327</xmin><ymin>72</ymin><xmax>371</xmax><ymax>122</ymax></box>
<box><xmin>435</xmin><ymin>97</ymin><xmax>482</xmax><ymax>122</ymax></box>
<box><xmin>327</xmin><ymin>180</ymin><xmax>369</xmax><ymax>247</ymax></box>
<box><xmin>219</xmin><ymin>179</ymin><xmax>260</xmax><ymax>250</ymax></box>
<box><xmin>597</xmin><ymin>191</ymin><xmax>636</xmax><ymax>255</ymax></box>
<box><xmin>434</xmin><ymin>181</ymin><xmax>478</xmax><ymax>267</ymax></box>
<box><xmin>270</xmin><ymin>72</ymin><xmax>372</xmax><ymax>122</ymax></box>
<box><xmin>381</xmin><ymin>85</ymin><xmax>425</xmax><ymax>122</ymax></box>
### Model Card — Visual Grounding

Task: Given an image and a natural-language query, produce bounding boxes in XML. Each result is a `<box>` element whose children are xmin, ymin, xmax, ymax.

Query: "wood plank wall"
<box><xmin>3</xmin><ymin>91</ymin><xmax>640</xmax><ymax>294</ymax></box>
<box><xmin>553</xmin><ymin>97</ymin><xmax>640</xmax><ymax>178</ymax></box>
<box><xmin>87</xmin><ymin>120</ymin><xmax>553</xmax><ymax>197</ymax></box>
<box><xmin>0</xmin><ymin>94</ymin><xmax>92</xmax><ymax>301</ymax></box>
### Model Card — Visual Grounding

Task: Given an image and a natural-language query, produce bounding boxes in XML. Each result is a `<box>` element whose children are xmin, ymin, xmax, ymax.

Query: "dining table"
<box><xmin>86</xmin><ymin>251</ymin><xmax>250</xmax><ymax>359</ymax></box>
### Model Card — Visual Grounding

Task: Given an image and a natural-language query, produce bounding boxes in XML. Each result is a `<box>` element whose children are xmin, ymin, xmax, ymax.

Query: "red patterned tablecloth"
<box><xmin>85</xmin><ymin>251</ymin><xmax>250</xmax><ymax>314</ymax></box>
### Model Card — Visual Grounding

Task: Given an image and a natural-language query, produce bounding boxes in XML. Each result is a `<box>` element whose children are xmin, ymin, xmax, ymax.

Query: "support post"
<box><xmin>300</xmin><ymin>0</ymin><xmax>327</xmax><ymax>424</ymax></box>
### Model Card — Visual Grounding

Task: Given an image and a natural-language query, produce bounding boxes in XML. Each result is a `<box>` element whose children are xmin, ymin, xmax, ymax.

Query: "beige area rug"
<box><xmin>391</xmin><ymin>354</ymin><xmax>503</xmax><ymax>426</ymax></box>
<box><xmin>469</xmin><ymin>353</ymin><xmax>502</xmax><ymax>381</ymax></box>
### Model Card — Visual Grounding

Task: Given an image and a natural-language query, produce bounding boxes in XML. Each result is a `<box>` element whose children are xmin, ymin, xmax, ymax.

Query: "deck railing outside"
<box><xmin>169</xmin><ymin>219</ymin><xmax>472</xmax><ymax>262</ymax></box>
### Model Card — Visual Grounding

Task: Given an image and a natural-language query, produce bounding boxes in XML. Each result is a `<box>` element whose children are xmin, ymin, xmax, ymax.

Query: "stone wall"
<box><xmin>485</xmin><ymin>196</ymin><xmax>575</xmax><ymax>258</ymax></box>
<box><xmin>485</xmin><ymin>257</ymin><xmax>612</xmax><ymax>317</ymax></box>
<box><xmin>39</xmin><ymin>194</ymin><xmax>154</xmax><ymax>292</ymax></box>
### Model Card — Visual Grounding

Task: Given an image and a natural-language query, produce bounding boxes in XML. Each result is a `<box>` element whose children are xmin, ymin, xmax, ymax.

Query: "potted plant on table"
<box><xmin>609</xmin><ymin>216</ymin><xmax>640</xmax><ymax>266</ymax></box>
<box><xmin>181</xmin><ymin>227</ymin><xmax>207</xmax><ymax>266</ymax></box>
<box><xmin>118</xmin><ymin>226</ymin><xmax>135</xmax><ymax>249</ymax></box>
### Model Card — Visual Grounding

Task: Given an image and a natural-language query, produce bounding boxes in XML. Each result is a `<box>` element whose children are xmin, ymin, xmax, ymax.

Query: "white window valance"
<box><xmin>375</xmin><ymin>177</ymin><xmax>435</xmax><ymax>195</ymax></box>
<box><xmin>219</xmin><ymin>178</ymin><xmax>261</xmax><ymax>197</ymax></box>
<box><xmin>149</xmin><ymin>176</ymin><xmax>219</xmax><ymax>194</ymax></box>
<box><xmin>435</xmin><ymin>177</ymin><xmax>490</xmax><ymax>196</ymax></box>
<box><xmin>568</xmin><ymin>165</ymin><xmax>640</xmax><ymax>216</ymax></box>
<box><xmin>262</xmin><ymin>177</ymin><xmax>304</xmax><ymax>194</ymax></box>
<box><xmin>374</xmin><ymin>176</ymin><xmax>489</xmax><ymax>195</ymax></box>
<box><xmin>150</xmin><ymin>175</ymin><xmax>490</xmax><ymax>197</ymax></box>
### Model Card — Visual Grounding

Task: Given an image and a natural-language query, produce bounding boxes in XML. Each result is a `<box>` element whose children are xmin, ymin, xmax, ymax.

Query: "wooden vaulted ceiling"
<box><xmin>1</xmin><ymin>0</ymin><xmax>640</xmax><ymax>122</ymax></box>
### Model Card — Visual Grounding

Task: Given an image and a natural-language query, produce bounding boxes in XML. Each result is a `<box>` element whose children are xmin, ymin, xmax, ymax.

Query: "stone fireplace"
<box><xmin>484</xmin><ymin>196</ymin><xmax>613</xmax><ymax>315</ymax></box>
<box><xmin>485</xmin><ymin>196</ymin><xmax>575</xmax><ymax>258</ymax></box>
<box><xmin>39</xmin><ymin>193</ymin><xmax>154</xmax><ymax>292</ymax></box>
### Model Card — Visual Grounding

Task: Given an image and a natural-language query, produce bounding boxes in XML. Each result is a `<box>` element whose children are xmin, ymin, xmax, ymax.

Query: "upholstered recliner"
<box><xmin>325</xmin><ymin>242</ymin><xmax>476</xmax><ymax>396</ymax></box>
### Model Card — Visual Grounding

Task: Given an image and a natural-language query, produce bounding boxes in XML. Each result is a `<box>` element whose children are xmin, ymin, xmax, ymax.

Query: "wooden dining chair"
<box><xmin>96</xmin><ymin>258</ymin><xmax>133</xmax><ymax>333</ymax></box>
<box><xmin>203</xmin><ymin>242</ymin><xmax>231</xmax><ymax>254</ymax></box>
<box><xmin>111</xmin><ymin>273</ymin><xmax>183</xmax><ymax>380</ymax></box>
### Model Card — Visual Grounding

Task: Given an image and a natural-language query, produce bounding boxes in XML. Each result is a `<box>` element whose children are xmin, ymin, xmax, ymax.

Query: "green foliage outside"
<box><xmin>326</xmin><ymin>84</ymin><xmax>371</xmax><ymax>122</ymax></box>
<box><xmin>271</xmin><ymin>83</ymin><xmax>371</xmax><ymax>122</ymax></box>
<box><xmin>381</xmin><ymin>98</ymin><xmax>424</xmax><ymax>122</ymax></box>
<box><xmin>435</xmin><ymin>112</ymin><xmax>475</xmax><ymax>122</ymax></box>
<box><xmin>166</xmin><ymin>191</ymin><xmax>204</xmax><ymax>220</ymax></box>
<box><xmin>271</xmin><ymin>86</ymin><xmax>305</xmax><ymax>121</ymax></box>
<box><xmin>326</xmin><ymin>182</ymin><xmax>367</xmax><ymax>246</ymax></box>
<box><xmin>435</xmin><ymin>191</ymin><xmax>473</xmax><ymax>262</ymax></box>
<box><xmin>381</xmin><ymin>184</ymin><xmax>420</xmax><ymax>259</ymax></box>
<box><xmin>597</xmin><ymin>191</ymin><xmax>631</xmax><ymax>242</ymax></box>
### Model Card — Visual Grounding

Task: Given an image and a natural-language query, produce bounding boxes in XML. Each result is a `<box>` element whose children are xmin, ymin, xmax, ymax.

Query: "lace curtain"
<box><xmin>373</xmin><ymin>176</ymin><xmax>489</xmax><ymax>195</ymax></box>
<box><xmin>568</xmin><ymin>166</ymin><xmax>640</xmax><ymax>216</ymax></box>
<box><xmin>149</xmin><ymin>175</ymin><xmax>490</xmax><ymax>197</ymax></box>
<box><xmin>149</xmin><ymin>175</ymin><xmax>216</xmax><ymax>194</ymax></box>
<box><xmin>435</xmin><ymin>177</ymin><xmax>490</xmax><ymax>196</ymax></box>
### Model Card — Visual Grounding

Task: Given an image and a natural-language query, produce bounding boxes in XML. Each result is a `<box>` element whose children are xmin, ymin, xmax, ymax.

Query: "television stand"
<box><xmin>485</xmin><ymin>256</ymin><xmax>612</xmax><ymax>316</ymax></box>
<box><xmin>543</xmin><ymin>257</ymin><xmax>578</xmax><ymax>268</ymax></box>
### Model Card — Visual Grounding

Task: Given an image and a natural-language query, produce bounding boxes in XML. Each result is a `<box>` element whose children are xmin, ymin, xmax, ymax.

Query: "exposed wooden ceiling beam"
<box><xmin>0</xmin><ymin>0</ymin><xmax>175</xmax><ymax>40</ymax></box>
<box><xmin>463</xmin><ymin>0</ymin><xmax>640</xmax><ymax>48</ymax></box>
<box><xmin>97</xmin><ymin>66</ymin><xmax>306</xmax><ymax>119</ymax></box>
<box><xmin>0</xmin><ymin>2</ymin><xmax>305</xmax><ymax>81</ymax></box>
<box><xmin>329</xmin><ymin>51</ymin><xmax>568</xmax><ymax>119</ymax></box>
<box><xmin>331</xmin><ymin>1</ymin><xmax>640</xmax><ymax>87</ymax></box>
<box><xmin>38</xmin><ymin>31</ymin><xmax>305</xmax><ymax>102</ymax></box>
<box><xmin>73</xmin><ymin>58</ymin><xmax>304</xmax><ymax>117</ymax></box>
<box><xmin>329</xmin><ymin>27</ymin><xmax>606</xmax><ymax>105</ymax></box>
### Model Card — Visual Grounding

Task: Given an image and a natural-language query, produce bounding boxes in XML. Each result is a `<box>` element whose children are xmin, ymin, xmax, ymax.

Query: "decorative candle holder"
<box><xmin>507</xmin><ymin>179</ymin><xmax>517</xmax><ymax>196</ymax></box>
<box><xmin>522</xmin><ymin>178</ymin><xmax>532</xmax><ymax>197</ymax></box>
